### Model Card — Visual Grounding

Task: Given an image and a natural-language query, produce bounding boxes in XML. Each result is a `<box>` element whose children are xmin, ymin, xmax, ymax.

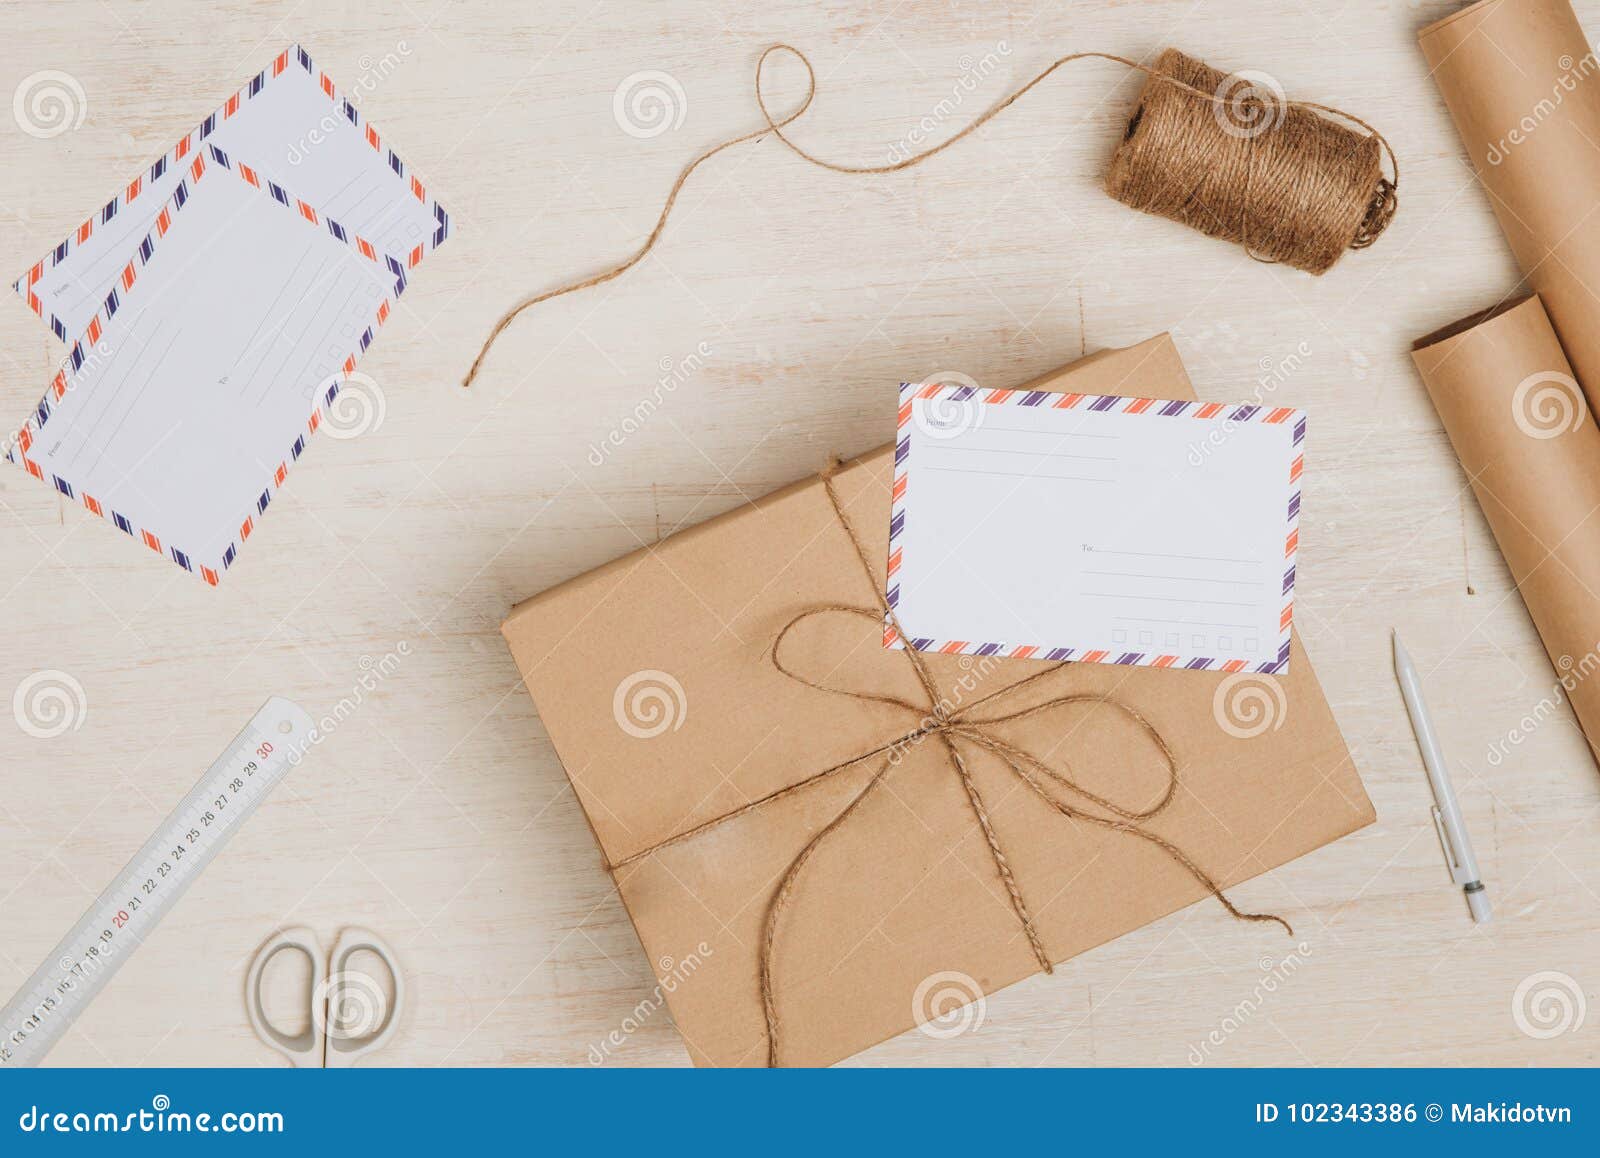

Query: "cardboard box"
<box><xmin>503</xmin><ymin>334</ymin><xmax>1374</xmax><ymax>1066</ymax></box>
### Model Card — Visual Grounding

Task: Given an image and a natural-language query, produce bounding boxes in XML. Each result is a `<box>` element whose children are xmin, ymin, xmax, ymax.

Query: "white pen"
<box><xmin>1392</xmin><ymin>631</ymin><xmax>1491</xmax><ymax>924</ymax></box>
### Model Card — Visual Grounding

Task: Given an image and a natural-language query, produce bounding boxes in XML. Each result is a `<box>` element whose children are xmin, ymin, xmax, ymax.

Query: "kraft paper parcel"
<box><xmin>502</xmin><ymin>334</ymin><xmax>1374</xmax><ymax>1067</ymax></box>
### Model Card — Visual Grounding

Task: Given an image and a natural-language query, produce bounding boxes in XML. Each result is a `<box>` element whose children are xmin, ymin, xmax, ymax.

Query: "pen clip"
<box><xmin>1431</xmin><ymin>804</ymin><xmax>1471</xmax><ymax>885</ymax></box>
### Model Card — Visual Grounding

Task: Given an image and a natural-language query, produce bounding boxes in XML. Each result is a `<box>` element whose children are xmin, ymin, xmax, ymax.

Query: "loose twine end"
<box><xmin>461</xmin><ymin>44</ymin><xmax>1396</xmax><ymax>389</ymax></box>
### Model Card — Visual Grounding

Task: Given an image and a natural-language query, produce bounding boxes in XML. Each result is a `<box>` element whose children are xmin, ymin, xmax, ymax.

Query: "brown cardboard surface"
<box><xmin>1419</xmin><ymin>0</ymin><xmax>1600</xmax><ymax>410</ymax></box>
<box><xmin>502</xmin><ymin>334</ymin><xmax>1374</xmax><ymax>1066</ymax></box>
<box><xmin>1413</xmin><ymin>294</ymin><xmax>1600</xmax><ymax>766</ymax></box>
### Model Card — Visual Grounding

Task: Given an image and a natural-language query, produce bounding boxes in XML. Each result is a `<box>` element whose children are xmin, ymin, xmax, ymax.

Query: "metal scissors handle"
<box><xmin>245</xmin><ymin>926</ymin><xmax>404</xmax><ymax>1067</ymax></box>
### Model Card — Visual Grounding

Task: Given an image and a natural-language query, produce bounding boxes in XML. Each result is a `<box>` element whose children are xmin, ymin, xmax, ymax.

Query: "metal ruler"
<box><xmin>0</xmin><ymin>697</ymin><xmax>314</xmax><ymax>1066</ymax></box>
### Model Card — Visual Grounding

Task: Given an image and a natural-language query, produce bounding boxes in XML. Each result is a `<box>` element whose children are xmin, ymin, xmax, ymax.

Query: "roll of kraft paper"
<box><xmin>1412</xmin><ymin>294</ymin><xmax>1600</xmax><ymax>766</ymax></box>
<box><xmin>1419</xmin><ymin>0</ymin><xmax>1600</xmax><ymax>410</ymax></box>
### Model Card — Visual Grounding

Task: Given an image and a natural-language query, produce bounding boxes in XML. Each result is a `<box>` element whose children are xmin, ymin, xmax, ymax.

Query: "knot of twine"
<box><xmin>463</xmin><ymin>44</ymin><xmax>1398</xmax><ymax>389</ymax></box>
<box><xmin>607</xmin><ymin>463</ymin><xmax>1290</xmax><ymax>1067</ymax></box>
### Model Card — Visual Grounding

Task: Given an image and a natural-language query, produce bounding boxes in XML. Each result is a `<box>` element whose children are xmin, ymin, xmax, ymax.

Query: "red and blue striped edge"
<box><xmin>4</xmin><ymin>144</ymin><xmax>404</xmax><ymax>587</ymax></box>
<box><xmin>12</xmin><ymin>44</ymin><xmax>447</xmax><ymax>342</ymax></box>
<box><xmin>885</xmin><ymin>380</ymin><xmax>1303</xmax><ymax>676</ymax></box>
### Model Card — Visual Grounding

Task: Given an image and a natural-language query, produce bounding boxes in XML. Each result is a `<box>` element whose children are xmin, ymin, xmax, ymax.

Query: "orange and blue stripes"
<box><xmin>4</xmin><ymin>143</ymin><xmax>405</xmax><ymax>586</ymax></box>
<box><xmin>204</xmin><ymin>145</ymin><xmax>407</xmax><ymax>296</ymax></box>
<box><xmin>12</xmin><ymin>43</ymin><xmax>447</xmax><ymax>336</ymax></box>
<box><xmin>885</xmin><ymin>380</ymin><xmax>1304</xmax><ymax>675</ymax></box>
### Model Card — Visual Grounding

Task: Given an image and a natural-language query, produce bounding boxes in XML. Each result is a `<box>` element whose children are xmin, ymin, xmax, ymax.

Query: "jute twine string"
<box><xmin>462</xmin><ymin>44</ymin><xmax>1398</xmax><ymax>388</ymax></box>
<box><xmin>606</xmin><ymin>462</ymin><xmax>1290</xmax><ymax>1067</ymax></box>
<box><xmin>1107</xmin><ymin>48</ymin><xmax>1396</xmax><ymax>275</ymax></box>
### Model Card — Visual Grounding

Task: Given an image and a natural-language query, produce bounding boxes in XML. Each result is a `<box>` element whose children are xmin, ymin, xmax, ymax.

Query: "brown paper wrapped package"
<box><xmin>502</xmin><ymin>335</ymin><xmax>1374</xmax><ymax>1066</ymax></box>
<box><xmin>1413</xmin><ymin>295</ymin><xmax>1600</xmax><ymax>764</ymax></box>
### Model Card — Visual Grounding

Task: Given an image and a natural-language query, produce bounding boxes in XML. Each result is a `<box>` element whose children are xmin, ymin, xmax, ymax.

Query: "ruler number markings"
<box><xmin>0</xmin><ymin>700</ymin><xmax>312</xmax><ymax>1066</ymax></box>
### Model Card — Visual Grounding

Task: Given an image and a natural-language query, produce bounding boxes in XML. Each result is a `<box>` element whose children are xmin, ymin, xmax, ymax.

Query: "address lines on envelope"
<box><xmin>1071</xmin><ymin>449</ymin><xmax>1274</xmax><ymax>653</ymax></box>
<box><xmin>55</xmin><ymin>319</ymin><xmax>182</xmax><ymax>476</ymax></box>
<box><xmin>41</xmin><ymin>155</ymin><xmax>386</xmax><ymax>475</ymax></box>
<box><xmin>45</xmin><ymin>150</ymin><xmax>394</xmax><ymax>332</ymax></box>
<box><xmin>233</xmin><ymin>252</ymin><xmax>383</xmax><ymax>409</ymax></box>
<box><xmin>923</xmin><ymin>420</ymin><xmax>1270</xmax><ymax>583</ymax></box>
<box><xmin>921</xmin><ymin>422</ymin><xmax>1121</xmax><ymax>486</ymax></box>
<box><xmin>5</xmin><ymin>45</ymin><xmax>448</xmax><ymax>583</ymax></box>
<box><xmin>892</xmin><ymin>386</ymin><xmax>1295</xmax><ymax>669</ymax></box>
<box><xmin>55</xmin><ymin>233</ymin><xmax>382</xmax><ymax>479</ymax></box>
<box><xmin>1080</xmin><ymin>547</ymin><xmax>1268</xmax><ymax>640</ymax></box>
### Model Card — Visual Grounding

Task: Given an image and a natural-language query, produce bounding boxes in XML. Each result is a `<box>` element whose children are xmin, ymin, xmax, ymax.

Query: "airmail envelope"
<box><xmin>6</xmin><ymin>46</ymin><xmax>448</xmax><ymax>582</ymax></box>
<box><xmin>886</xmin><ymin>381</ymin><xmax>1302</xmax><ymax>674</ymax></box>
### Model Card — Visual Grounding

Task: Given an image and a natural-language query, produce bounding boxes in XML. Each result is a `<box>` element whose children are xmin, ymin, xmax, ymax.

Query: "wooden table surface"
<box><xmin>1</xmin><ymin>0</ymin><xmax>1597</xmax><ymax>1067</ymax></box>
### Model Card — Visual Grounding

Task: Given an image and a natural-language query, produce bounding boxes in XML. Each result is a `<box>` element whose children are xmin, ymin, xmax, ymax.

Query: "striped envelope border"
<box><xmin>885</xmin><ymin>380</ymin><xmax>1304</xmax><ymax>676</ymax></box>
<box><xmin>4</xmin><ymin>145</ymin><xmax>405</xmax><ymax>586</ymax></box>
<box><xmin>13</xmin><ymin>44</ymin><xmax>448</xmax><ymax>341</ymax></box>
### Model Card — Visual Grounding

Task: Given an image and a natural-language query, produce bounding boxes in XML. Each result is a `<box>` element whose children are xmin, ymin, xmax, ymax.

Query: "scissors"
<box><xmin>245</xmin><ymin>926</ymin><xmax>404</xmax><ymax>1067</ymax></box>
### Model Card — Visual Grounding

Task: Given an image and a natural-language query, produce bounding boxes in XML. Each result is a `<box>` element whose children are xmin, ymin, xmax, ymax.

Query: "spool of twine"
<box><xmin>1106</xmin><ymin>49</ymin><xmax>1396</xmax><ymax>275</ymax></box>
<box><xmin>463</xmin><ymin>45</ymin><xmax>1398</xmax><ymax>387</ymax></box>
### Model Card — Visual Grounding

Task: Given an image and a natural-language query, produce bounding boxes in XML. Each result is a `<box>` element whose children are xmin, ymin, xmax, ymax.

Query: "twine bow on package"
<box><xmin>502</xmin><ymin>335</ymin><xmax>1374</xmax><ymax>1067</ymax></box>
